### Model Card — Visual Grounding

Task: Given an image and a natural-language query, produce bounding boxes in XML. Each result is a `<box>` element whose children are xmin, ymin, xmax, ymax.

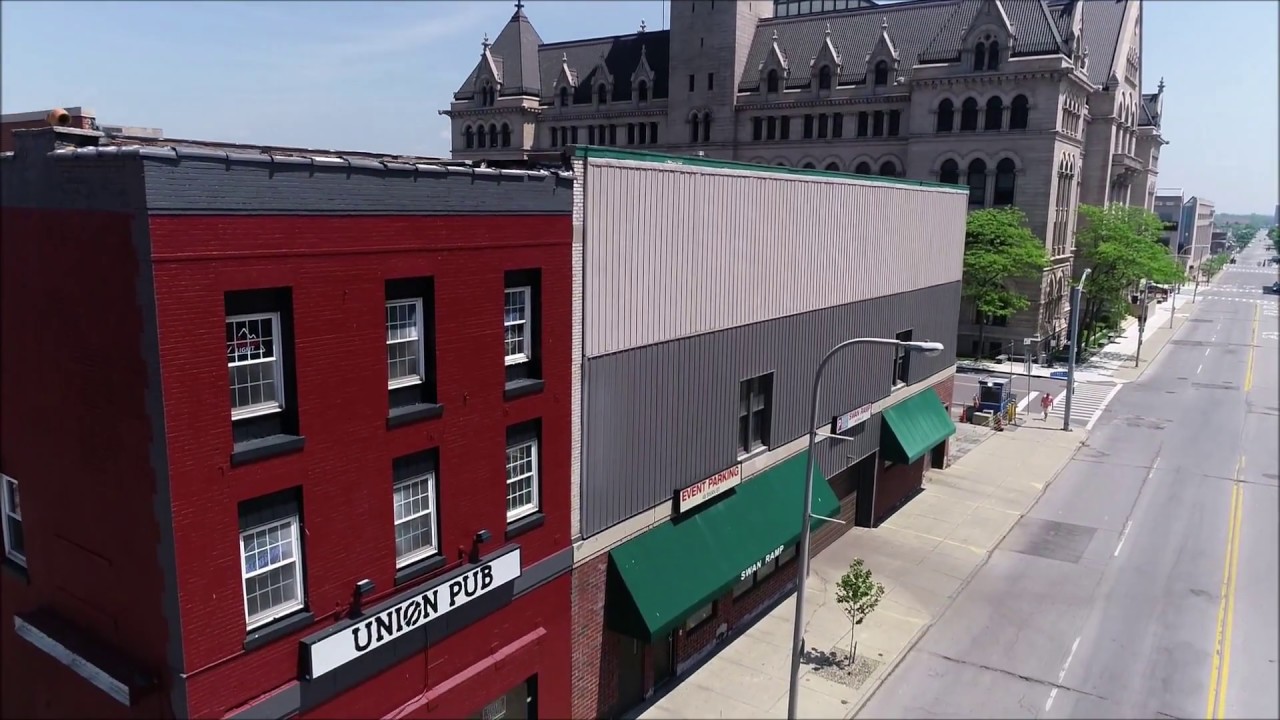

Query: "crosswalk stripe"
<box><xmin>1046</xmin><ymin>384</ymin><xmax>1118</xmax><ymax>429</ymax></box>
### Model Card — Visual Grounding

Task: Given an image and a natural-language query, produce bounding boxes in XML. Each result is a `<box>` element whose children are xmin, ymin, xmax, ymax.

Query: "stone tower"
<box><xmin>666</xmin><ymin>0</ymin><xmax>772</xmax><ymax>152</ymax></box>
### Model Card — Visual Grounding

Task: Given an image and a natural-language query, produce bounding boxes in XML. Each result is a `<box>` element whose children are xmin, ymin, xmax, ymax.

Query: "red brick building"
<box><xmin>1</xmin><ymin>126</ymin><xmax>574</xmax><ymax>719</ymax></box>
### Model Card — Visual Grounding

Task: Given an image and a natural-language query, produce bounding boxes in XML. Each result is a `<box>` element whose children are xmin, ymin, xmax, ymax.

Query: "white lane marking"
<box><xmin>1084</xmin><ymin>384</ymin><xmax>1124</xmax><ymax>431</ymax></box>
<box><xmin>1115</xmin><ymin>520</ymin><xmax>1133</xmax><ymax>557</ymax></box>
<box><xmin>1197</xmin><ymin>363</ymin><xmax>1204</xmax><ymax>374</ymax></box>
<box><xmin>1044</xmin><ymin>636</ymin><xmax>1083</xmax><ymax>712</ymax></box>
<box><xmin>1205</xmin><ymin>347</ymin><xmax>1212</xmax><ymax>356</ymax></box>
<box><xmin>1017</xmin><ymin>391</ymin><xmax>1039</xmax><ymax>414</ymax></box>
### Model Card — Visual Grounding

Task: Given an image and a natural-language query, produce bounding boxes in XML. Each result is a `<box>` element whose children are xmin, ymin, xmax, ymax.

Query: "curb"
<box><xmin>845</xmin><ymin>432</ymin><xmax>1089</xmax><ymax>719</ymax></box>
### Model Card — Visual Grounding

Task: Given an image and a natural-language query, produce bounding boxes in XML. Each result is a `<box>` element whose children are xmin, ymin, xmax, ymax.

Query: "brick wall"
<box><xmin>147</xmin><ymin>213</ymin><xmax>574</xmax><ymax>716</ymax></box>
<box><xmin>931</xmin><ymin>374</ymin><xmax>954</xmax><ymax>467</ymax></box>
<box><xmin>0</xmin><ymin>207</ymin><xmax>173</xmax><ymax>719</ymax></box>
<box><xmin>673</xmin><ymin>556</ymin><xmax>796</xmax><ymax>672</ymax></box>
<box><xmin>569</xmin><ymin>554</ymin><xmax>615</xmax><ymax>719</ymax></box>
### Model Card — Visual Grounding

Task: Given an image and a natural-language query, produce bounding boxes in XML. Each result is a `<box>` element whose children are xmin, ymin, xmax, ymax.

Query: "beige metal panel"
<box><xmin>582</xmin><ymin>157</ymin><xmax>966</xmax><ymax>358</ymax></box>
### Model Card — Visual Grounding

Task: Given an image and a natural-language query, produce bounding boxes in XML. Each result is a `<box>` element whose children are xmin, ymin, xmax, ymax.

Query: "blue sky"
<box><xmin>2</xmin><ymin>0</ymin><xmax>1275</xmax><ymax>214</ymax></box>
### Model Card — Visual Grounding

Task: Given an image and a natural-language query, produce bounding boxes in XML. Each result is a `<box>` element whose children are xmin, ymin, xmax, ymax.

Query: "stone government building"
<box><xmin>443</xmin><ymin>0</ymin><xmax>1165</xmax><ymax>358</ymax></box>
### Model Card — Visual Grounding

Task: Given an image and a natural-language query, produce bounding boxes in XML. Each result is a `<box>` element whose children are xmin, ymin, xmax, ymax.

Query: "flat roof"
<box><xmin>1</xmin><ymin>106</ymin><xmax>94</xmax><ymax>123</ymax></box>
<box><xmin>574</xmin><ymin>146</ymin><xmax>960</xmax><ymax>191</ymax></box>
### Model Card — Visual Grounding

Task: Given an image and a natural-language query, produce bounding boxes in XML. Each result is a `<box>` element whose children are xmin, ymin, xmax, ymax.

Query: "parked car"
<box><xmin>1268</xmin><ymin>281</ymin><xmax>1280</xmax><ymax>295</ymax></box>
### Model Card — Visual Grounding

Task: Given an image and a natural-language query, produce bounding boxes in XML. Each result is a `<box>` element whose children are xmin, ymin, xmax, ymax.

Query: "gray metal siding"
<box><xmin>581</xmin><ymin>157</ymin><xmax>967</xmax><ymax>357</ymax></box>
<box><xmin>580</xmin><ymin>280</ymin><xmax>959</xmax><ymax>536</ymax></box>
<box><xmin>138</xmin><ymin>159</ymin><xmax>573</xmax><ymax>214</ymax></box>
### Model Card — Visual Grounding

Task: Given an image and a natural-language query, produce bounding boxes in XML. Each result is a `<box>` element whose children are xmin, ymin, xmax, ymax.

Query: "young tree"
<box><xmin>835</xmin><ymin>558</ymin><xmax>885</xmax><ymax>664</ymax></box>
<box><xmin>962</xmin><ymin>207</ymin><xmax>1051</xmax><ymax>357</ymax></box>
<box><xmin>1075</xmin><ymin>204</ymin><xmax>1184</xmax><ymax>343</ymax></box>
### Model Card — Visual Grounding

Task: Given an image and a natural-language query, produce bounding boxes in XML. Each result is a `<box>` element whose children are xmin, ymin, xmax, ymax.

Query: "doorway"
<box><xmin>615</xmin><ymin>635</ymin><xmax>644</xmax><ymax>715</ymax></box>
<box><xmin>853</xmin><ymin>456</ymin><xmax>878</xmax><ymax>527</ymax></box>
<box><xmin>652</xmin><ymin>631</ymin><xmax>674</xmax><ymax>688</ymax></box>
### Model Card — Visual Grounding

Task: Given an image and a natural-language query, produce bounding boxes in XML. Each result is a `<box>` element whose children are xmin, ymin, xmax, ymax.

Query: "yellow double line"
<box><xmin>1205</xmin><ymin>459</ymin><xmax>1244</xmax><ymax>720</ymax></box>
<box><xmin>1244</xmin><ymin>304</ymin><xmax>1258</xmax><ymax>392</ymax></box>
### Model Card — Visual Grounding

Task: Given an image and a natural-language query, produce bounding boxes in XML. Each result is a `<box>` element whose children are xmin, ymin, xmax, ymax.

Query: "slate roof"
<box><xmin>455</xmin><ymin>4</ymin><xmax>544</xmax><ymax>100</ymax></box>
<box><xmin>540</xmin><ymin>31</ymin><xmax>670</xmax><ymax>104</ymax></box>
<box><xmin>1139</xmin><ymin>91</ymin><xmax>1159</xmax><ymax>127</ymax></box>
<box><xmin>1048</xmin><ymin>0</ymin><xmax>1129</xmax><ymax>87</ymax></box>
<box><xmin>918</xmin><ymin>0</ymin><xmax>1065</xmax><ymax>63</ymax></box>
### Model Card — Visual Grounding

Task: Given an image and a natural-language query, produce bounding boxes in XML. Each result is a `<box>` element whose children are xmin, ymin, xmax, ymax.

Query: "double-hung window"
<box><xmin>505</xmin><ymin>423</ymin><xmax>541</xmax><ymax>523</ymax></box>
<box><xmin>503</xmin><ymin>270</ymin><xmax>543</xmax><ymax>397</ymax></box>
<box><xmin>392</xmin><ymin>450</ymin><xmax>439</xmax><ymax>568</ymax></box>
<box><xmin>504</xmin><ymin>287</ymin><xmax>532</xmax><ymax>366</ymax></box>
<box><xmin>227</xmin><ymin>312</ymin><xmax>283</xmax><ymax>419</ymax></box>
<box><xmin>738</xmin><ymin>373</ymin><xmax>774</xmax><ymax>456</ymax></box>
<box><xmin>386</xmin><ymin>298</ymin><xmax>424</xmax><ymax>389</ymax></box>
<box><xmin>238</xmin><ymin>490</ymin><xmax>305</xmax><ymax>629</ymax></box>
<box><xmin>225</xmin><ymin>288</ymin><xmax>301</xmax><ymax>461</ymax></box>
<box><xmin>2</xmin><ymin>474</ymin><xmax>24</xmax><ymax>567</ymax></box>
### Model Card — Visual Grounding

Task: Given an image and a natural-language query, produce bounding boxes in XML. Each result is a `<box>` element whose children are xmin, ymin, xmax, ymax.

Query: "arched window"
<box><xmin>559</xmin><ymin>86</ymin><xmax>570</xmax><ymax>107</ymax></box>
<box><xmin>501</xmin><ymin>123</ymin><xmax>512</xmax><ymax>148</ymax></box>
<box><xmin>939</xmin><ymin>159</ymin><xmax>960</xmax><ymax>185</ymax></box>
<box><xmin>767</xmin><ymin>69</ymin><xmax>780</xmax><ymax>93</ymax></box>
<box><xmin>993</xmin><ymin>158</ymin><xmax>1017</xmax><ymax>206</ymax></box>
<box><xmin>986</xmin><ymin>40</ymin><xmax>1000</xmax><ymax>70</ymax></box>
<box><xmin>973</xmin><ymin>42</ymin><xmax>987</xmax><ymax>72</ymax></box>
<box><xmin>984</xmin><ymin>96</ymin><xmax>1004</xmax><ymax>131</ymax></box>
<box><xmin>1009</xmin><ymin>95</ymin><xmax>1029</xmax><ymax>130</ymax></box>
<box><xmin>824</xmin><ymin>162</ymin><xmax>841</xmax><ymax>172</ymax></box>
<box><xmin>966</xmin><ymin>159</ymin><xmax>987</xmax><ymax>207</ymax></box>
<box><xmin>874</xmin><ymin>60</ymin><xmax>889</xmax><ymax>86</ymax></box>
<box><xmin>936</xmin><ymin>99</ymin><xmax>955</xmax><ymax>132</ymax></box>
<box><xmin>598</xmin><ymin>84</ymin><xmax>608</xmax><ymax>104</ymax></box>
<box><xmin>960</xmin><ymin>98</ymin><xmax>979</xmax><ymax>131</ymax></box>
<box><xmin>818</xmin><ymin>65</ymin><xmax>832</xmax><ymax>90</ymax></box>
<box><xmin>489</xmin><ymin>124</ymin><xmax>499</xmax><ymax>148</ymax></box>
<box><xmin>854</xmin><ymin>161</ymin><xmax>872</xmax><ymax>175</ymax></box>
<box><xmin>690</xmin><ymin>114</ymin><xmax>700</xmax><ymax>143</ymax></box>
<box><xmin>878</xmin><ymin>161</ymin><xmax>898</xmax><ymax>177</ymax></box>
<box><xmin>550</xmin><ymin>127</ymin><xmax>559</xmax><ymax>147</ymax></box>
<box><xmin>478</xmin><ymin>126</ymin><xmax>488</xmax><ymax>148</ymax></box>
<box><xmin>638</xmin><ymin>80</ymin><xmax>649</xmax><ymax>102</ymax></box>
<box><xmin>702</xmin><ymin>112</ymin><xmax>712</xmax><ymax>142</ymax></box>
<box><xmin>802</xmin><ymin>161</ymin><xmax>817</xmax><ymax>169</ymax></box>
<box><xmin>487</xmin><ymin>86</ymin><xmax>497</xmax><ymax>106</ymax></box>
<box><xmin>480</xmin><ymin>83</ymin><xmax>493</xmax><ymax>107</ymax></box>
<box><xmin>464</xmin><ymin>126</ymin><xmax>475</xmax><ymax>149</ymax></box>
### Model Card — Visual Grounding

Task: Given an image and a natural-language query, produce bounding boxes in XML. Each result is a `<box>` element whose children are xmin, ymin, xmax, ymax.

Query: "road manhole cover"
<box><xmin>1192</xmin><ymin>382</ymin><xmax>1235</xmax><ymax>391</ymax></box>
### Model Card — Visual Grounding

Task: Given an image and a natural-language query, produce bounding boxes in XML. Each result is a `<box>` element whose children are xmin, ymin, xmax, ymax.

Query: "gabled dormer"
<box><xmin>473</xmin><ymin>35</ymin><xmax>503</xmax><ymax>107</ymax></box>
<box><xmin>810</xmin><ymin>24</ymin><xmax>842</xmax><ymax>93</ymax></box>
<box><xmin>632</xmin><ymin>44</ymin><xmax>655</xmax><ymax>104</ymax></box>
<box><xmin>553</xmin><ymin>52</ymin><xmax>578</xmax><ymax>108</ymax></box>
<box><xmin>962</xmin><ymin>0</ymin><xmax>1015</xmax><ymax>72</ymax></box>
<box><xmin>758</xmin><ymin>29</ymin><xmax>789</xmax><ymax>95</ymax></box>
<box><xmin>587</xmin><ymin>53</ymin><xmax>614</xmax><ymax>106</ymax></box>
<box><xmin>864</xmin><ymin>18</ymin><xmax>901</xmax><ymax>88</ymax></box>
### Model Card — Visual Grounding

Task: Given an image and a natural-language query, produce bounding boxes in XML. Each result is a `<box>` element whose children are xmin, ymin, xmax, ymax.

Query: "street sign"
<box><xmin>1050</xmin><ymin>371</ymin><xmax>1069</xmax><ymax>380</ymax></box>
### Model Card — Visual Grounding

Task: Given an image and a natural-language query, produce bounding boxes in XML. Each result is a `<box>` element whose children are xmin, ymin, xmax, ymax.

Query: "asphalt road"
<box><xmin>859</xmin><ymin>243</ymin><xmax>1279</xmax><ymax>719</ymax></box>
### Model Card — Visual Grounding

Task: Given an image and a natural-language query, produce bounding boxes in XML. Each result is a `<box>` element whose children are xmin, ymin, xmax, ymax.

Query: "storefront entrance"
<box><xmin>652</xmin><ymin>631</ymin><xmax>674</xmax><ymax>688</ymax></box>
<box><xmin>875</xmin><ymin>387</ymin><xmax>957</xmax><ymax>525</ymax></box>
<box><xmin>616</xmin><ymin>635</ymin><xmax>644</xmax><ymax>715</ymax></box>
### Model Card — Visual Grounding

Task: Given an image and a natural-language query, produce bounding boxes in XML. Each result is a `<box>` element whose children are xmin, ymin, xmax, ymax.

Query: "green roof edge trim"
<box><xmin>573</xmin><ymin>145</ymin><xmax>961</xmax><ymax>192</ymax></box>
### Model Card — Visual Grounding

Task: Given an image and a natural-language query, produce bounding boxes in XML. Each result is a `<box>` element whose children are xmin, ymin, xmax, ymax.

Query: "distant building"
<box><xmin>1154</xmin><ymin>188</ymin><xmax>1184</xmax><ymax>253</ymax></box>
<box><xmin>1182</xmin><ymin>195</ymin><xmax>1215</xmax><ymax>273</ymax></box>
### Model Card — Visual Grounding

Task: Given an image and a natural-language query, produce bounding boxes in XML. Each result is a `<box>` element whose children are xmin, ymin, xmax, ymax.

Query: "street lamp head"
<box><xmin>901</xmin><ymin>340</ymin><xmax>945</xmax><ymax>357</ymax></box>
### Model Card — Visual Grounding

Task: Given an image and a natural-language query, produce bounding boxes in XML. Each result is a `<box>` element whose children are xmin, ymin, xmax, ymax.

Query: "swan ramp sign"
<box><xmin>304</xmin><ymin>547</ymin><xmax>522</xmax><ymax>678</ymax></box>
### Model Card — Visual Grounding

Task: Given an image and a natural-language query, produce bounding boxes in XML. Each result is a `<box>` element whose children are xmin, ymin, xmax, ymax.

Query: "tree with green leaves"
<box><xmin>835</xmin><ymin>558</ymin><xmax>885</xmax><ymax>664</ymax></box>
<box><xmin>1269</xmin><ymin>226</ymin><xmax>1279</xmax><ymax>256</ymax></box>
<box><xmin>1075</xmin><ymin>204</ymin><xmax>1185</xmax><ymax>344</ymax></box>
<box><xmin>962</xmin><ymin>207</ymin><xmax>1051</xmax><ymax>358</ymax></box>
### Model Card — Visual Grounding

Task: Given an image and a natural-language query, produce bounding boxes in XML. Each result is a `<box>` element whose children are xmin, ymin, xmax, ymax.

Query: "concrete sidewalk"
<box><xmin>632</xmin><ymin>417</ymin><xmax>1086</xmax><ymax>720</ymax></box>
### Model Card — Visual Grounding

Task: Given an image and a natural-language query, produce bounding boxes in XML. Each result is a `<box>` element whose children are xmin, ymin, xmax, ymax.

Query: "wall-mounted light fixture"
<box><xmin>350</xmin><ymin>579</ymin><xmax>376</xmax><ymax>618</ymax></box>
<box><xmin>470</xmin><ymin>529</ymin><xmax>492</xmax><ymax>563</ymax></box>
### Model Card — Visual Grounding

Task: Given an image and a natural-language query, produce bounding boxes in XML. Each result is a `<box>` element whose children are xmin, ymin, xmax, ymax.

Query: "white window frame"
<box><xmin>2</xmin><ymin>474</ymin><xmax>24</xmax><ymax>567</ymax></box>
<box><xmin>386</xmin><ymin>298</ymin><xmax>426</xmax><ymax>389</ymax></box>
<box><xmin>239</xmin><ymin>515</ymin><xmax>304</xmax><ymax>629</ymax></box>
<box><xmin>505</xmin><ymin>438</ymin><xmax>540</xmax><ymax>522</ymax></box>
<box><xmin>393</xmin><ymin>471</ymin><xmax>438</xmax><ymax>568</ymax></box>
<box><xmin>226</xmin><ymin>312</ymin><xmax>285</xmax><ymax>420</ymax></box>
<box><xmin>503</xmin><ymin>286</ymin><xmax>532</xmax><ymax>366</ymax></box>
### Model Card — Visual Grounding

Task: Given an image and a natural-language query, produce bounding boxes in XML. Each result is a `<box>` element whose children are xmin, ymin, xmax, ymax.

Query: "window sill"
<box><xmin>2</xmin><ymin>558</ymin><xmax>30</xmax><ymax>583</ymax></box>
<box><xmin>503</xmin><ymin>378</ymin><xmax>545</xmax><ymax>401</ymax></box>
<box><xmin>386</xmin><ymin>402</ymin><xmax>444</xmax><ymax>429</ymax></box>
<box><xmin>736</xmin><ymin>446</ymin><xmax>769</xmax><ymax>463</ymax></box>
<box><xmin>394</xmin><ymin>554</ymin><xmax>448</xmax><ymax>587</ymax></box>
<box><xmin>243</xmin><ymin>610</ymin><xmax>313</xmax><ymax>651</ymax></box>
<box><xmin>231</xmin><ymin>434</ymin><xmax>306</xmax><ymax>467</ymax></box>
<box><xmin>505</xmin><ymin>511</ymin><xmax>545</xmax><ymax>541</ymax></box>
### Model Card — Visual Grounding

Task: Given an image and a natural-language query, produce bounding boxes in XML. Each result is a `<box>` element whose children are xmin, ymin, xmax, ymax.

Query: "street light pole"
<box><xmin>1063</xmin><ymin>268</ymin><xmax>1091</xmax><ymax>431</ymax></box>
<box><xmin>1134</xmin><ymin>278</ymin><xmax>1149</xmax><ymax>368</ymax></box>
<box><xmin>786</xmin><ymin>337</ymin><xmax>944</xmax><ymax>720</ymax></box>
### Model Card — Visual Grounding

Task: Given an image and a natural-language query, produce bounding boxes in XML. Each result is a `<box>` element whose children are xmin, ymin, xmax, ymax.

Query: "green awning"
<box><xmin>880</xmin><ymin>388</ymin><xmax>957</xmax><ymax>464</ymax></box>
<box><xmin>606</xmin><ymin>452</ymin><xmax>840</xmax><ymax>641</ymax></box>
